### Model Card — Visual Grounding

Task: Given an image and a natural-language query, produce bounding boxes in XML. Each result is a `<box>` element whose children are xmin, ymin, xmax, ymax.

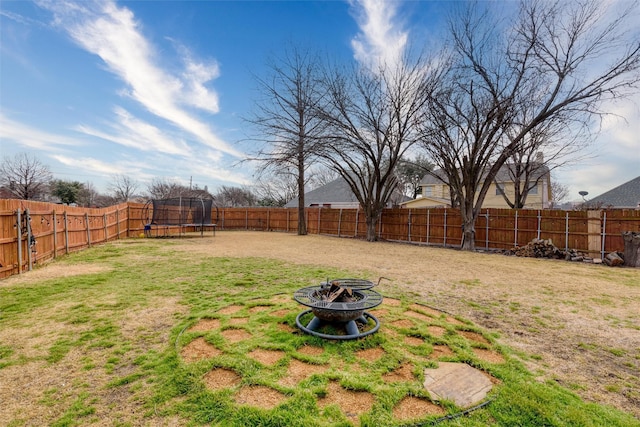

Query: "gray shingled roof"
<box><xmin>284</xmin><ymin>176</ymin><xmax>359</xmax><ymax>208</ymax></box>
<box><xmin>587</xmin><ymin>176</ymin><xmax>640</xmax><ymax>208</ymax></box>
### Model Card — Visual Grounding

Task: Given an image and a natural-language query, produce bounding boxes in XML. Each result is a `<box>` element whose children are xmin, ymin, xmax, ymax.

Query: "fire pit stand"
<box><xmin>293</xmin><ymin>279</ymin><xmax>383</xmax><ymax>340</ymax></box>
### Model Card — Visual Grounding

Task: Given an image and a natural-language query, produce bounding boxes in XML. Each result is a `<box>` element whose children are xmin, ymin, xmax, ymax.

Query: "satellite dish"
<box><xmin>578</xmin><ymin>191</ymin><xmax>588</xmax><ymax>197</ymax></box>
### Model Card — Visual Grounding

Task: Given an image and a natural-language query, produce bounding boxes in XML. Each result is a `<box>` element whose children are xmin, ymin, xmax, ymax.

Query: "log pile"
<box><xmin>509</xmin><ymin>238</ymin><xmax>567</xmax><ymax>259</ymax></box>
<box><xmin>315</xmin><ymin>282</ymin><xmax>360</xmax><ymax>303</ymax></box>
<box><xmin>505</xmin><ymin>238</ymin><xmax>629</xmax><ymax>266</ymax></box>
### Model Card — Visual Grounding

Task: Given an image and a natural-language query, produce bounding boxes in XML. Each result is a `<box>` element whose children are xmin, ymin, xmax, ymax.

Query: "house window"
<box><xmin>495</xmin><ymin>183</ymin><xmax>505</xmax><ymax>195</ymax></box>
<box><xmin>529</xmin><ymin>183</ymin><xmax>538</xmax><ymax>194</ymax></box>
<box><xmin>423</xmin><ymin>186</ymin><xmax>433</xmax><ymax>197</ymax></box>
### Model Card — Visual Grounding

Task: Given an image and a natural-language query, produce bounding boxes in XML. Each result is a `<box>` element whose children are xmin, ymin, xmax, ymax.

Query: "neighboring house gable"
<box><xmin>284</xmin><ymin>176</ymin><xmax>409</xmax><ymax>209</ymax></box>
<box><xmin>402</xmin><ymin>163</ymin><xmax>552</xmax><ymax>209</ymax></box>
<box><xmin>587</xmin><ymin>176</ymin><xmax>640</xmax><ymax>208</ymax></box>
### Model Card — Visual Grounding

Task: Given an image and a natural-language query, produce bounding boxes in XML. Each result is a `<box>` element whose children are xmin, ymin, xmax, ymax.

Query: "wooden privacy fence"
<box><xmin>2</xmin><ymin>200</ymin><xmax>639</xmax><ymax>279</ymax></box>
<box><xmin>206</xmin><ymin>206</ymin><xmax>640</xmax><ymax>258</ymax></box>
<box><xmin>0</xmin><ymin>200</ymin><xmax>129</xmax><ymax>279</ymax></box>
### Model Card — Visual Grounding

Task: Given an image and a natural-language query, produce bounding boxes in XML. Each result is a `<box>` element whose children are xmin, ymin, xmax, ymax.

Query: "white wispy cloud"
<box><xmin>0</xmin><ymin>113</ymin><xmax>85</xmax><ymax>150</ymax></box>
<box><xmin>36</xmin><ymin>0</ymin><xmax>243</xmax><ymax>158</ymax></box>
<box><xmin>75</xmin><ymin>107</ymin><xmax>191</xmax><ymax>155</ymax></box>
<box><xmin>350</xmin><ymin>0</ymin><xmax>408</xmax><ymax>70</ymax></box>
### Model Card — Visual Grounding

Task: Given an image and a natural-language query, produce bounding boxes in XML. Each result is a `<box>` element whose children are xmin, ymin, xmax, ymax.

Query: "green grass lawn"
<box><xmin>0</xmin><ymin>238</ymin><xmax>638</xmax><ymax>426</ymax></box>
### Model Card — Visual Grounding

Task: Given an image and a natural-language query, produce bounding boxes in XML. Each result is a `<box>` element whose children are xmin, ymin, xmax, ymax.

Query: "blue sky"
<box><xmin>1</xmin><ymin>0</ymin><xmax>638</xmax><ymax>201</ymax></box>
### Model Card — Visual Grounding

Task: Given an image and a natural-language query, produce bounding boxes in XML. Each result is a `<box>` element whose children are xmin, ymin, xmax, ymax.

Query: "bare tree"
<box><xmin>550</xmin><ymin>180</ymin><xmax>570</xmax><ymax>209</ymax></box>
<box><xmin>245</xmin><ymin>47</ymin><xmax>326</xmax><ymax>235</ymax></box>
<box><xmin>108</xmin><ymin>174</ymin><xmax>138</xmax><ymax>203</ymax></box>
<box><xmin>421</xmin><ymin>0</ymin><xmax>640</xmax><ymax>250</ymax></box>
<box><xmin>318</xmin><ymin>55</ymin><xmax>438</xmax><ymax>241</ymax></box>
<box><xmin>146</xmin><ymin>178</ymin><xmax>188</xmax><ymax>199</ymax></box>
<box><xmin>77</xmin><ymin>182</ymin><xmax>100</xmax><ymax>207</ymax></box>
<box><xmin>0</xmin><ymin>153</ymin><xmax>52</xmax><ymax>200</ymax></box>
<box><xmin>214</xmin><ymin>186</ymin><xmax>257</xmax><ymax>207</ymax></box>
<box><xmin>307</xmin><ymin>166</ymin><xmax>338</xmax><ymax>190</ymax></box>
<box><xmin>396</xmin><ymin>154</ymin><xmax>433</xmax><ymax>198</ymax></box>
<box><xmin>253</xmin><ymin>171</ymin><xmax>298</xmax><ymax>207</ymax></box>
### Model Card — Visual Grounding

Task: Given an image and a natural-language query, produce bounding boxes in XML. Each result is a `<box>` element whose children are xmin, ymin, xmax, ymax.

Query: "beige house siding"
<box><xmin>402</xmin><ymin>174</ymin><xmax>552</xmax><ymax>209</ymax></box>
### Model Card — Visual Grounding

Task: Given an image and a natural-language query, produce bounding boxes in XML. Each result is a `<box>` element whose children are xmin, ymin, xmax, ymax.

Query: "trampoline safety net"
<box><xmin>150</xmin><ymin>198</ymin><xmax>214</xmax><ymax>226</ymax></box>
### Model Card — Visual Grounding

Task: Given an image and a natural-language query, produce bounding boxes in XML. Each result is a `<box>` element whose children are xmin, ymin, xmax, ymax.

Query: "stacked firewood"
<box><xmin>509</xmin><ymin>238</ymin><xmax>566</xmax><ymax>259</ymax></box>
<box><xmin>317</xmin><ymin>282</ymin><xmax>359</xmax><ymax>303</ymax></box>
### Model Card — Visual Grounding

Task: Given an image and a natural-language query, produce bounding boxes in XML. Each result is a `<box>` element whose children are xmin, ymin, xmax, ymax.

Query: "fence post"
<box><xmin>601</xmin><ymin>211</ymin><xmax>607</xmax><ymax>259</ymax></box>
<box><xmin>26</xmin><ymin>209</ymin><xmax>33</xmax><ymax>271</ymax></box>
<box><xmin>408</xmin><ymin>210</ymin><xmax>412</xmax><ymax>242</ymax></box>
<box><xmin>443</xmin><ymin>209</ymin><xmax>448</xmax><ymax>247</ymax></box>
<box><xmin>485</xmin><ymin>211</ymin><xmax>489</xmax><ymax>250</ymax></box>
<box><xmin>64</xmin><ymin>211</ymin><xmax>69</xmax><ymax>254</ymax></box>
<box><xmin>103</xmin><ymin>213</ymin><xmax>108</xmax><ymax>242</ymax></box>
<box><xmin>267</xmin><ymin>208</ymin><xmax>270</xmax><ymax>231</ymax></box>
<box><xmin>85</xmin><ymin>213</ymin><xmax>91</xmax><ymax>248</ymax></box>
<box><xmin>317</xmin><ymin>207</ymin><xmax>321</xmax><ymax>234</ymax></box>
<box><xmin>514</xmin><ymin>210</ymin><xmax>519</xmax><ymax>247</ymax></box>
<box><xmin>53</xmin><ymin>211</ymin><xmax>57</xmax><ymax>259</ymax></box>
<box><xmin>287</xmin><ymin>209</ymin><xmax>290</xmax><ymax>233</ymax></box>
<box><xmin>17</xmin><ymin>209</ymin><xmax>22</xmax><ymax>274</ymax></box>
<box><xmin>564</xmin><ymin>211</ymin><xmax>569</xmax><ymax>251</ymax></box>
<box><xmin>426</xmin><ymin>209</ymin><xmax>430</xmax><ymax>245</ymax></box>
<box><xmin>537</xmin><ymin>210</ymin><xmax>541</xmax><ymax>240</ymax></box>
<box><xmin>354</xmin><ymin>208</ymin><xmax>359</xmax><ymax>237</ymax></box>
<box><xmin>338</xmin><ymin>209</ymin><xmax>342</xmax><ymax>237</ymax></box>
<box><xmin>587</xmin><ymin>210</ymin><xmax>602</xmax><ymax>258</ymax></box>
<box><xmin>245</xmin><ymin>208</ymin><xmax>248</xmax><ymax>230</ymax></box>
<box><xmin>116</xmin><ymin>209</ymin><xmax>120</xmax><ymax>239</ymax></box>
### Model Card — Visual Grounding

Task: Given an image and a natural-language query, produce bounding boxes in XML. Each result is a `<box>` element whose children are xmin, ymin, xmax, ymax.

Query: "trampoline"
<box><xmin>144</xmin><ymin>197</ymin><xmax>218</xmax><ymax>237</ymax></box>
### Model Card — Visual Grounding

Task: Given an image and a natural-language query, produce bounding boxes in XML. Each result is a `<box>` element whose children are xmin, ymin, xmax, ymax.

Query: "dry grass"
<box><xmin>1</xmin><ymin>230</ymin><xmax>638</xmax><ymax>424</ymax></box>
<box><xmin>176</xmin><ymin>231</ymin><xmax>640</xmax><ymax>417</ymax></box>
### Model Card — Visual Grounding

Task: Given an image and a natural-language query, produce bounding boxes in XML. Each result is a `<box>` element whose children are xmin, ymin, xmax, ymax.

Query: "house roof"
<box><xmin>284</xmin><ymin>176</ymin><xmax>410</xmax><ymax>208</ymax></box>
<box><xmin>284</xmin><ymin>176</ymin><xmax>359</xmax><ymax>208</ymax></box>
<box><xmin>420</xmin><ymin>163</ymin><xmax>550</xmax><ymax>185</ymax></box>
<box><xmin>587</xmin><ymin>176</ymin><xmax>640</xmax><ymax>208</ymax></box>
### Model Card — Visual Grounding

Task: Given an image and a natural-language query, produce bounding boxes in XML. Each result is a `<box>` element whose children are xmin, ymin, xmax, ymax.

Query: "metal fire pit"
<box><xmin>293</xmin><ymin>279</ymin><xmax>383</xmax><ymax>340</ymax></box>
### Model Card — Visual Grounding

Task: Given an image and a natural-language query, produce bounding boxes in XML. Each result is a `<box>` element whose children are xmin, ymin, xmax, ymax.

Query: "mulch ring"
<box><xmin>179</xmin><ymin>296</ymin><xmax>505</xmax><ymax>425</ymax></box>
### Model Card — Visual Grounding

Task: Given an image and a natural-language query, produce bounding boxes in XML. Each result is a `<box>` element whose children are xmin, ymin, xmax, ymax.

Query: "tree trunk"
<box><xmin>460</xmin><ymin>203</ymin><xmax>476</xmax><ymax>251</ymax></box>
<box><xmin>297</xmin><ymin>159</ymin><xmax>307</xmax><ymax>235</ymax></box>
<box><xmin>622</xmin><ymin>231</ymin><xmax>640</xmax><ymax>268</ymax></box>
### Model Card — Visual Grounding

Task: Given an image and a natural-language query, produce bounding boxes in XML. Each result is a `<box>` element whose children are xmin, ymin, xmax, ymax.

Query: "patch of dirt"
<box><xmin>383</xmin><ymin>298</ymin><xmax>402</xmax><ymax>306</ymax></box>
<box><xmin>472</xmin><ymin>348</ymin><xmax>506</xmax><ymax>364</ymax></box>
<box><xmin>277</xmin><ymin>323</ymin><xmax>296</xmax><ymax>332</ymax></box>
<box><xmin>383</xmin><ymin>363</ymin><xmax>416</xmax><ymax>383</ymax></box>
<box><xmin>188</xmin><ymin>318</ymin><xmax>221</xmax><ymax>332</ymax></box>
<box><xmin>248</xmin><ymin>305</ymin><xmax>271</xmax><ymax>313</ymax></box>
<box><xmin>218</xmin><ymin>305</ymin><xmax>243</xmax><ymax>315</ymax></box>
<box><xmin>235</xmin><ymin>385</ymin><xmax>287</xmax><ymax>409</ymax></box>
<box><xmin>404</xmin><ymin>336</ymin><xmax>424</xmax><ymax>346</ymax></box>
<box><xmin>270</xmin><ymin>309</ymin><xmax>291</xmax><ymax>317</ymax></box>
<box><xmin>458</xmin><ymin>330</ymin><xmax>490</xmax><ymax>344</ymax></box>
<box><xmin>120</xmin><ymin>296</ymin><xmax>187</xmax><ymax>352</ymax></box>
<box><xmin>181</xmin><ymin>337</ymin><xmax>222</xmax><ymax>363</ymax></box>
<box><xmin>270</xmin><ymin>294</ymin><xmax>291</xmax><ymax>304</ymax></box>
<box><xmin>429</xmin><ymin>345</ymin><xmax>454</xmax><ymax>359</ymax></box>
<box><xmin>370</xmin><ymin>308</ymin><xmax>388</xmax><ymax>318</ymax></box>
<box><xmin>318</xmin><ymin>381</ymin><xmax>375</xmax><ymax>426</ymax></box>
<box><xmin>0</xmin><ymin>263</ymin><xmax>111</xmax><ymax>286</ymax></box>
<box><xmin>355</xmin><ymin>347</ymin><xmax>385</xmax><ymax>362</ymax></box>
<box><xmin>410</xmin><ymin>304</ymin><xmax>443</xmax><ymax>318</ymax></box>
<box><xmin>427</xmin><ymin>326</ymin><xmax>446</xmax><ymax>337</ymax></box>
<box><xmin>203</xmin><ymin>368</ymin><xmax>241</xmax><ymax>391</ymax></box>
<box><xmin>247</xmin><ymin>348</ymin><xmax>285</xmax><ymax>366</ymax></box>
<box><xmin>393</xmin><ymin>396</ymin><xmax>446</xmax><ymax>420</ymax></box>
<box><xmin>228</xmin><ymin>317</ymin><xmax>249</xmax><ymax>325</ymax></box>
<box><xmin>220</xmin><ymin>329</ymin><xmax>252</xmax><ymax>343</ymax></box>
<box><xmin>279</xmin><ymin>359</ymin><xmax>328</xmax><ymax>387</ymax></box>
<box><xmin>391</xmin><ymin>319</ymin><xmax>415</xmax><ymax>328</ymax></box>
<box><xmin>297</xmin><ymin>345</ymin><xmax>324</xmax><ymax>356</ymax></box>
<box><xmin>446</xmin><ymin>316</ymin><xmax>465</xmax><ymax>325</ymax></box>
<box><xmin>404</xmin><ymin>310</ymin><xmax>432</xmax><ymax>322</ymax></box>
